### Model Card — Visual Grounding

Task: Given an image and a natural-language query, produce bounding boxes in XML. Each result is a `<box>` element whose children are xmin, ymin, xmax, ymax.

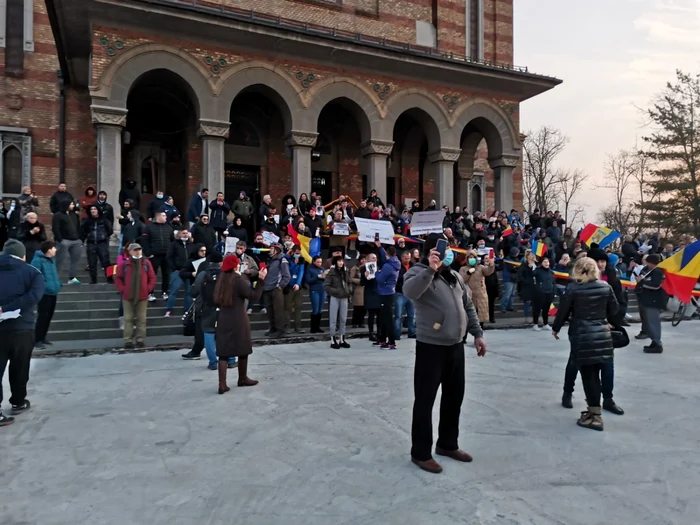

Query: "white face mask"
<box><xmin>132</xmin><ymin>255</ymin><xmax>143</xmax><ymax>260</ymax></box>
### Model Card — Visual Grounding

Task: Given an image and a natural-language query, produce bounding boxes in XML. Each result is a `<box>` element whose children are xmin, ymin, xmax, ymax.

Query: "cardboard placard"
<box><xmin>409</xmin><ymin>210</ymin><xmax>445</xmax><ymax>235</ymax></box>
<box><xmin>354</xmin><ymin>218</ymin><xmax>395</xmax><ymax>245</ymax></box>
<box><xmin>262</xmin><ymin>231</ymin><xmax>280</xmax><ymax>246</ymax></box>
<box><xmin>333</xmin><ymin>223</ymin><xmax>350</xmax><ymax>236</ymax></box>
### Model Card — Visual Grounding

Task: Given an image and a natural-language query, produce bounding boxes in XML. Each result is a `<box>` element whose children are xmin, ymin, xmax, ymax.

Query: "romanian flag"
<box><xmin>288</xmin><ymin>224</ymin><xmax>321</xmax><ymax>263</ymax></box>
<box><xmin>658</xmin><ymin>240</ymin><xmax>700</xmax><ymax>303</ymax></box>
<box><xmin>532</xmin><ymin>240</ymin><xmax>547</xmax><ymax>257</ymax></box>
<box><xmin>548</xmin><ymin>303</ymin><xmax>558</xmax><ymax>317</ymax></box>
<box><xmin>579</xmin><ymin>223</ymin><xmax>622</xmax><ymax>249</ymax></box>
<box><xmin>501</xmin><ymin>226</ymin><xmax>514</xmax><ymax>237</ymax></box>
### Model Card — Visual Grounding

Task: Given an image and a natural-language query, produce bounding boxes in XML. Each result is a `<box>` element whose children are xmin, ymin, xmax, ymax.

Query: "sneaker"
<box><xmin>372</xmin><ymin>340</ymin><xmax>384</xmax><ymax>346</ymax></box>
<box><xmin>11</xmin><ymin>400</ymin><xmax>31</xmax><ymax>415</ymax></box>
<box><xmin>207</xmin><ymin>364</ymin><xmax>217</xmax><ymax>370</ymax></box>
<box><xmin>532</xmin><ymin>325</ymin><xmax>541</xmax><ymax>332</ymax></box>
<box><xmin>384</xmin><ymin>343</ymin><xmax>397</xmax><ymax>350</ymax></box>
<box><xmin>68</xmin><ymin>277</ymin><xmax>81</xmax><ymax>285</ymax></box>
<box><xmin>264</xmin><ymin>330</ymin><xmax>275</xmax><ymax>336</ymax></box>
<box><xmin>181</xmin><ymin>351</ymin><xmax>202</xmax><ymax>360</ymax></box>
<box><xmin>561</xmin><ymin>393</ymin><xmax>573</xmax><ymax>409</ymax></box>
<box><xmin>164</xmin><ymin>311</ymin><xmax>171</xmax><ymax>318</ymax></box>
<box><xmin>124</xmin><ymin>341</ymin><xmax>135</xmax><ymax>349</ymax></box>
<box><xmin>261</xmin><ymin>308</ymin><xmax>267</xmax><ymax>314</ymax></box>
<box><xmin>247</xmin><ymin>308</ymin><xmax>252</xmax><ymax>315</ymax></box>
<box><xmin>634</xmin><ymin>332</ymin><xmax>648</xmax><ymax>340</ymax></box>
<box><xmin>148</xmin><ymin>294</ymin><xmax>156</xmax><ymax>302</ymax></box>
<box><xmin>0</xmin><ymin>412</ymin><xmax>14</xmax><ymax>427</ymax></box>
<box><xmin>162</xmin><ymin>292</ymin><xmax>169</xmax><ymax>301</ymax></box>
<box><xmin>542</xmin><ymin>324</ymin><xmax>550</xmax><ymax>331</ymax></box>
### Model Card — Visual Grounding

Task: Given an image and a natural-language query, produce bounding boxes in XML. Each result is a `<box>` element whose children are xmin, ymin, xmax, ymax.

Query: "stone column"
<box><xmin>361</xmin><ymin>140</ymin><xmax>393</xmax><ymax>204</ymax></box>
<box><xmin>286</xmin><ymin>131</ymin><xmax>318</xmax><ymax>198</ymax></box>
<box><xmin>92</xmin><ymin>105</ymin><xmax>127</xmax><ymax>244</ymax></box>
<box><xmin>198</xmin><ymin>120</ymin><xmax>230</xmax><ymax>197</ymax></box>
<box><xmin>490</xmin><ymin>154</ymin><xmax>519</xmax><ymax>213</ymax></box>
<box><xmin>428</xmin><ymin>148</ymin><xmax>461</xmax><ymax>209</ymax></box>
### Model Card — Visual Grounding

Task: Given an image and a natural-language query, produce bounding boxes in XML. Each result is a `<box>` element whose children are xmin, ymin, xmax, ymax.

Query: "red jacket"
<box><xmin>115</xmin><ymin>257</ymin><xmax>156</xmax><ymax>301</ymax></box>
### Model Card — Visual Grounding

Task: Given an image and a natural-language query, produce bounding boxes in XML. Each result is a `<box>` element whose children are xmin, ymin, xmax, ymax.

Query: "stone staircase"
<box><xmin>48</xmin><ymin>248</ymin><xmax>643</xmax><ymax>342</ymax></box>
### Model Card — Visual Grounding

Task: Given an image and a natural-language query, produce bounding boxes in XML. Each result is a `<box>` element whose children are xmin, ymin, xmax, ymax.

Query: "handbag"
<box><xmin>182</xmin><ymin>304</ymin><xmax>196</xmax><ymax>336</ymax></box>
<box><xmin>611</xmin><ymin>325</ymin><xmax>629</xmax><ymax>349</ymax></box>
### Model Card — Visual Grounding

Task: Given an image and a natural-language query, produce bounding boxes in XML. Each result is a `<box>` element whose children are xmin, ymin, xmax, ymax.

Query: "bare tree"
<box><xmin>599</xmin><ymin>150</ymin><xmax>638</xmax><ymax>234</ymax></box>
<box><xmin>555</xmin><ymin>168</ymin><xmax>588</xmax><ymax>228</ymax></box>
<box><xmin>522</xmin><ymin>127</ymin><xmax>569</xmax><ymax>212</ymax></box>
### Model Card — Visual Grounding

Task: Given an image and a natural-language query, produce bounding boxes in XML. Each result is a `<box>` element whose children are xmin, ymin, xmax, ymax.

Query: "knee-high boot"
<box><xmin>238</xmin><ymin>356</ymin><xmax>259</xmax><ymax>387</ymax></box>
<box><xmin>315</xmin><ymin>313</ymin><xmax>324</xmax><ymax>333</ymax></box>
<box><xmin>309</xmin><ymin>314</ymin><xmax>318</xmax><ymax>333</ymax></box>
<box><xmin>218</xmin><ymin>361</ymin><xmax>230</xmax><ymax>394</ymax></box>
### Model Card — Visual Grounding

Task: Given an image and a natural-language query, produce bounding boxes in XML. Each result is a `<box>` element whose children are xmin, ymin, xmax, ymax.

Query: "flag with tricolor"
<box><xmin>578</xmin><ymin>223</ymin><xmax>622</xmax><ymax>249</ymax></box>
<box><xmin>658</xmin><ymin>239</ymin><xmax>700</xmax><ymax>303</ymax></box>
<box><xmin>548</xmin><ymin>303</ymin><xmax>558</xmax><ymax>317</ymax></box>
<box><xmin>501</xmin><ymin>226</ymin><xmax>514</xmax><ymax>237</ymax></box>
<box><xmin>531</xmin><ymin>240</ymin><xmax>547</xmax><ymax>257</ymax></box>
<box><xmin>288</xmin><ymin>224</ymin><xmax>321</xmax><ymax>263</ymax></box>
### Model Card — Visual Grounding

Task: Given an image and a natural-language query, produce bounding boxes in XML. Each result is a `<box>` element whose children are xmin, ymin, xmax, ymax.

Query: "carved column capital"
<box><xmin>198</xmin><ymin>119</ymin><xmax>230</xmax><ymax>139</ymax></box>
<box><xmin>285</xmin><ymin>131</ymin><xmax>318</xmax><ymax>148</ymax></box>
<box><xmin>489</xmin><ymin>154</ymin><xmax>520</xmax><ymax>169</ymax></box>
<box><xmin>427</xmin><ymin>148</ymin><xmax>461</xmax><ymax>164</ymax></box>
<box><xmin>361</xmin><ymin>140</ymin><xmax>394</xmax><ymax>157</ymax></box>
<box><xmin>91</xmin><ymin>105</ymin><xmax>128</xmax><ymax>127</ymax></box>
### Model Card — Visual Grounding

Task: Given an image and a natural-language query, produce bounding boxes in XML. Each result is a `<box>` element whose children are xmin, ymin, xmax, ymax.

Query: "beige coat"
<box><xmin>349</xmin><ymin>265</ymin><xmax>364</xmax><ymax>306</ymax></box>
<box><xmin>460</xmin><ymin>262</ymin><xmax>495</xmax><ymax>322</ymax></box>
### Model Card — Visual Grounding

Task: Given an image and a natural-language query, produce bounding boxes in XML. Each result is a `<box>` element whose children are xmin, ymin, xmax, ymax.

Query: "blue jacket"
<box><xmin>31</xmin><ymin>252</ymin><xmax>62</xmax><ymax>296</ymax></box>
<box><xmin>187</xmin><ymin>193</ymin><xmax>209</xmax><ymax>223</ymax></box>
<box><xmin>284</xmin><ymin>255</ymin><xmax>306</xmax><ymax>288</ymax></box>
<box><xmin>305</xmin><ymin>265</ymin><xmax>325</xmax><ymax>293</ymax></box>
<box><xmin>376</xmin><ymin>248</ymin><xmax>400</xmax><ymax>295</ymax></box>
<box><xmin>162</xmin><ymin>202</ymin><xmax>180</xmax><ymax>223</ymax></box>
<box><xmin>535</xmin><ymin>266</ymin><xmax>556</xmax><ymax>294</ymax></box>
<box><xmin>0</xmin><ymin>254</ymin><xmax>45</xmax><ymax>332</ymax></box>
<box><xmin>502</xmin><ymin>258</ymin><xmax>519</xmax><ymax>283</ymax></box>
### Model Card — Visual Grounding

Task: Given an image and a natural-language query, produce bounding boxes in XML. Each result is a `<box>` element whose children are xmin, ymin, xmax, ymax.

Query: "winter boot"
<box><xmin>330</xmin><ymin>336</ymin><xmax>340</xmax><ymax>349</ymax></box>
<box><xmin>368</xmin><ymin>331</ymin><xmax>377</xmax><ymax>342</ymax></box>
<box><xmin>340</xmin><ymin>335</ymin><xmax>351</xmax><ymax>349</ymax></box>
<box><xmin>237</xmin><ymin>357</ymin><xmax>259</xmax><ymax>387</ymax></box>
<box><xmin>217</xmin><ymin>361</ymin><xmax>230</xmax><ymax>395</ymax></box>
<box><xmin>315</xmin><ymin>314</ymin><xmax>324</xmax><ymax>333</ymax></box>
<box><xmin>577</xmin><ymin>406</ymin><xmax>603</xmax><ymax>431</ymax></box>
<box><xmin>561</xmin><ymin>392</ymin><xmax>573</xmax><ymax>409</ymax></box>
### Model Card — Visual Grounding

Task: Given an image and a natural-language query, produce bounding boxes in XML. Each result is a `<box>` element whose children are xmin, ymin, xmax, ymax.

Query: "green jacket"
<box><xmin>232</xmin><ymin>198</ymin><xmax>254</xmax><ymax>220</ymax></box>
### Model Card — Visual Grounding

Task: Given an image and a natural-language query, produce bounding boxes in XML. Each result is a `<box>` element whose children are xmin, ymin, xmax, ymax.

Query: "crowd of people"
<box><xmin>1</xmin><ymin>184</ymin><xmax>695</xmax><ymax>451</ymax></box>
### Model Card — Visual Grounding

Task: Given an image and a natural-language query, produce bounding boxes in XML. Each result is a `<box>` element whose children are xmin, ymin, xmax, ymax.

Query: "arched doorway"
<box><xmin>123</xmin><ymin>69</ymin><xmax>198</xmax><ymax>216</ymax></box>
<box><xmin>2</xmin><ymin>146</ymin><xmax>23</xmax><ymax>195</ymax></box>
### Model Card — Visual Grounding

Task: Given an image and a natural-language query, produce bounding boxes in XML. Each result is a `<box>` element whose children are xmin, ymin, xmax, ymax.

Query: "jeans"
<box><xmin>284</xmin><ymin>288</ymin><xmax>303</xmax><ymax>330</ymax></box>
<box><xmin>166</xmin><ymin>271</ymin><xmax>191</xmax><ymax>313</ymax></box>
<box><xmin>394</xmin><ymin>293</ymin><xmax>415</xmax><ymax>339</ymax></box>
<box><xmin>500</xmin><ymin>281</ymin><xmax>515</xmax><ymax>311</ymax></box>
<box><xmin>57</xmin><ymin>239</ymin><xmax>82</xmax><ymax>280</ymax></box>
<box><xmin>564</xmin><ymin>357</ymin><xmax>615</xmax><ymax>399</ymax></box>
<box><xmin>411</xmin><ymin>341</ymin><xmax>465</xmax><ymax>461</ymax></box>
<box><xmin>523</xmin><ymin>300</ymin><xmax>532</xmax><ymax>319</ymax></box>
<box><xmin>203</xmin><ymin>332</ymin><xmax>235</xmax><ymax>367</ymax></box>
<box><xmin>310</xmin><ymin>289</ymin><xmax>327</xmax><ymax>315</ymax></box>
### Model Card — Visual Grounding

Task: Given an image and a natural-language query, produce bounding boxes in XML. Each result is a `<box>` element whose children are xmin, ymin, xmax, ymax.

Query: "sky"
<box><xmin>515</xmin><ymin>0</ymin><xmax>700</xmax><ymax>224</ymax></box>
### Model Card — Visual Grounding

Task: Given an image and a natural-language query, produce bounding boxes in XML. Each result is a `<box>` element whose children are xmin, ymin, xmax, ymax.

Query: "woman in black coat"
<box><xmin>360</xmin><ymin>253</ymin><xmax>381</xmax><ymax>341</ymax></box>
<box><xmin>517</xmin><ymin>250</ymin><xmax>537</xmax><ymax>321</ymax></box>
<box><xmin>17</xmin><ymin>212</ymin><xmax>47</xmax><ymax>263</ymax></box>
<box><xmin>552</xmin><ymin>257</ymin><xmax>619</xmax><ymax>432</ymax></box>
<box><xmin>226</xmin><ymin>216</ymin><xmax>248</xmax><ymax>245</ymax></box>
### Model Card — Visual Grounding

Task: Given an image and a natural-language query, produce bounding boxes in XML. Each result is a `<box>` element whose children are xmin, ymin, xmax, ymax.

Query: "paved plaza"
<box><xmin>2</xmin><ymin>323</ymin><xmax>699</xmax><ymax>525</ymax></box>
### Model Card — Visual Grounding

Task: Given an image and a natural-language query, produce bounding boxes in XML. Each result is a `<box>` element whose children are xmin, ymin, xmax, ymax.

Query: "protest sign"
<box><xmin>262</xmin><ymin>231</ymin><xmax>280</xmax><ymax>246</ymax></box>
<box><xmin>354</xmin><ymin>218</ymin><xmax>395</xmax><ymax>245</ymax></box>
<box><xmin>333</xmin><ymin>223</ymin><xmax>350</xmax><ymax>236</ymax></box>
<box><xmin>409</xmin><ymin>210</ymin><xmax>445</xmax><ymax>235</ymax></box>
<box><xmin>224</xmin><ymin>236</ymin><xmax>239</xmax><ymax>254</ymax></box>
<box><xmin>365</xmin><ymin>261</ymin><xmax>377</xmax><ymax>279</ymax></box>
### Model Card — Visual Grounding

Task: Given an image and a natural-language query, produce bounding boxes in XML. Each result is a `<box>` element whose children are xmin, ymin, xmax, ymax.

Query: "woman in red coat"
<box><xmin>213</xmin><ymin>254</ymin><xmax>267</xmax><ymax>394</ymax></box>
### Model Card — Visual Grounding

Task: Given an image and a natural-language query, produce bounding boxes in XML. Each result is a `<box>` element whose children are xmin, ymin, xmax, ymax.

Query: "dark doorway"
<box><xmin>225</xmin><ymin>163</ymin><xmax>260</xmax><ymax>231</ymax></box>
<box><xmin>312</xmin><ymin>171</ymin><xmax>333</xmax><ymax>205</ymax></box>
<box><xmin>472</xmin><ymin>184</ymin><xmax>482</xmax><ymax>213</ymax></box>
<box><xmin>362</xmin><ymin>174</ymin><xmax>368</xmax><ymax>199</ymax></box>
<box><xmin>387</xmin><ymin>177</ymin><xmax>396</xmax><ymax>208</ymax></box>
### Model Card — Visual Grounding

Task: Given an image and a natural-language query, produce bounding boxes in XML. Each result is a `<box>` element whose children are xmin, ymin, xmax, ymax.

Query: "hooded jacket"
<box><xmin>168</xmin><ymin>237</ymin><xmax>193</xmax><ymax>272</ymax></box>
<box><xmin>118</xmin><ymin>180</ymin><xmax>141</xmax><ymax>210</ymax></box>
<box><xmin>31</xmin><ymin>251</ymin><xmax>62</xmax><ymax>296</ymax></box>
<box><xmin>121</xmin><ymin>210</ymin><xmax>146</xmax><ymax>245</ymax></box>
<box><xmin>49</xmin><ymin>189</ymin><xmax>75</xmax><ymax>214</ymax></box>
<box><xmin>147</xmin><ymin>196</ymin><xmax>165</xmax><ymax>220</ymax></box>
<box><xmin>81</xmin><ymin>207</ymin><xmax>113</xmax><ymax>244</ymax></box>
<box><xmin>95</xmin><ymin>197</ymin><xmax>114</xmax><ymax>225</ymax></box>
<box><xmin>263</xmin><ymin>252</ymin><xmax>291</xmax><ymax>291</ymax></box>
<box><xmin>283</xmin><ymin>253</ymin><xmax>306</xmax><ymax>288</ymax></box>
<box><xmin>79</xmin><ymin>187</ymin><xmax>98</xmax><ymax>219</ymax></box>
<box><xmin>375</xmin><ymin>248</ymin><xmax>401</xmax><ymax>295</ymax></box>
<box><xmin>51</xmin><ymin>200</ymin><xmax>81</xmax><ymax>242</ymax></box>
<box><xmin>179</xmin><ymin>243</ymin><xmax>207</xmax><ymax>282</ymax></box>
<box><xmin>192</xmin><ymin>219</ymin><xmax>217</xmax><ymax>252</ymax></box>
<box><xmin>0</xmin><ymin>253</ymin><xmax>45</xmax><ymax>332</ymax></box>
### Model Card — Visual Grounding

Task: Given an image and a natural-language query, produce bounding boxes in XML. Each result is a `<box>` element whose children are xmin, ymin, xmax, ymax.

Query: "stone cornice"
<box><xmin>91</xmin><ymin>105</ymin><xmax>128</xmax><ymax>127</ymax></box>
<box><xmin>197</xmin><ymin>119</ymin><xmax>230</xmax><ymax>139</ymax></box>
<box><xmin>427</xmin><ymin>148</ymin><xmax>461</xmax><ymax>163</ymax></box>
<box><xmin>361</xmin><ymin>140</ymin><xmax>394</xmax><ymax>157</ymax></box>
<box><xmin>489</xmin><ymin>154</ymin><xmax>520</xmax><ymax>169</ymax></box>
<box><xmin>285</xmin><ymin>131</ymin><xmax>318</xmax><ymax>148</ymax></box>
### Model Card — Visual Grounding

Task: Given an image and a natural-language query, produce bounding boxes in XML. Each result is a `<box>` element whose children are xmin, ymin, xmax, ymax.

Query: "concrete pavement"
<box><xmin>2</xmin><ymin>323</ymin><xmax>699</xmax><ymax>525</ymax></box>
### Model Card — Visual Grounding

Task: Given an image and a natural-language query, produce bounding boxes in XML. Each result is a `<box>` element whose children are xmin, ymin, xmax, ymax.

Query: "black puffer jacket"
<box><xmin>552</xmin><ymin>280</ymin><xmax>619</xmax><ymax>366</ymax></box>
<box><xmin>143</xmin><ymin>222</ymin><xmax>174</xmax><ymax>256</ymax></box>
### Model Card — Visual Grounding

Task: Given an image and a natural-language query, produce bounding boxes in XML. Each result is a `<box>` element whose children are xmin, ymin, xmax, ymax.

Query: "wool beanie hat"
<box><xmin>208</xmin><ymin>251</ymin><xmax>223</xmax><ymax>264</ymax></box>
<box><xmin>221</xmin><ymin>254</ymin><xmax>240</xmax><ymax>273</ymax></box>
<box><xmin>2</xmin><ymin>239</ymin><xmax>26</xmax><ymax>259</ymax></box>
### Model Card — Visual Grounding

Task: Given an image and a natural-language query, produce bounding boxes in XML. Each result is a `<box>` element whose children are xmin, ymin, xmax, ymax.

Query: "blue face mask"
<box><xmin>443</xmin><ymin>249</ymin><xmax>454</xmax><ymax>266</ymax></box>
<box><xmin>157</xmin><ymin>194</ymin><xmax>164</xmax><ymax>199</ymax></box>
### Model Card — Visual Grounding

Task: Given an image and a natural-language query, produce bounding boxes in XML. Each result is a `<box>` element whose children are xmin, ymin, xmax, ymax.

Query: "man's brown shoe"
<box><xmin>435</xmin><ymin>447</ymin><xmax>473</xmax><ymax>462</ymax></box>
<box><xmin>411</xmin><ymin>457</ymin><xmax>443</xmax><ymax>474</ymax></box>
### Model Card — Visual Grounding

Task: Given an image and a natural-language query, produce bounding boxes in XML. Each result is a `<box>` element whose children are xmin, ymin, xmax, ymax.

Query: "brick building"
<box><xmin>1</xmin><ymin>0</ymin><xmax>559</xmax><ymax>232</ymax></box>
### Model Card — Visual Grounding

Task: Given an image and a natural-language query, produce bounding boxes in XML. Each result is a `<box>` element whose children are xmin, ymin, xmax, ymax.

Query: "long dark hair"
<box><xmin>213</xmin><ymin>270</ymin><xmax>237</xmax><ymax>308</ymax></box>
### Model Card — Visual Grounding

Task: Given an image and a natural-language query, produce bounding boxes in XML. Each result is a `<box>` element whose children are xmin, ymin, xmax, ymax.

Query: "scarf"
<box><xmin>130</xmin><ymin>257</ymin><xmax>142</xmax><ymax>306</ymax></box>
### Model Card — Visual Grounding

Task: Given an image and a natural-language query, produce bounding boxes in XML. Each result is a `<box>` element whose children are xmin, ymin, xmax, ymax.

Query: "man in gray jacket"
<box><xmin>263</xmin><ymin>243</ymin><xmax>290</xmax><ymax>337</ymax></box>
<box><xmin>403</xmin><ymin>233</ymin><xmax>487</xmax><ymax>474</ymax></box>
